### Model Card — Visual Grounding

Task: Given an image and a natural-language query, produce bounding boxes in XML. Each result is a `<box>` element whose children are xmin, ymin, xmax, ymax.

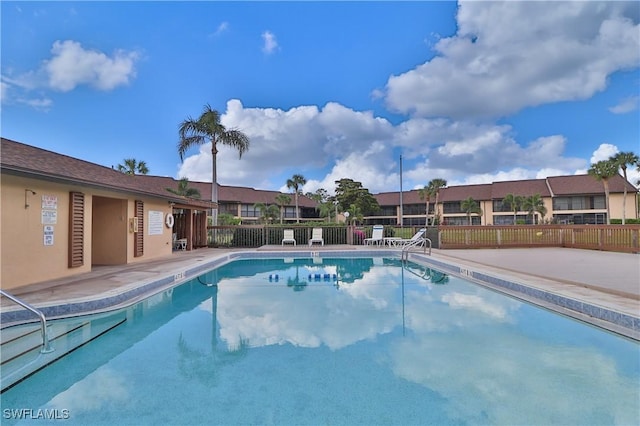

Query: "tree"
<box><xmin>178</xmin><ymin>104</ymin><xmax>250</xmax><ymax>225</ymax></box>
<box><xmin>588</xmin><ymin>160</ymin><xmax>619</xmax><ymax>225</ymax></box>
<box><xmin>522</xmin><ymin>194</ymin><xmax>547</xmax><ymax>224</ymax></box>
<box><xmin>346</xmin><ymin>204</ymin><xmax>363</xmax><ymax>225</ymax></box>
<box><xmin>418</xmin><ymin>185</ymin><xmax>431</xmax><ymax>226</ymax></box>
<box><xmin>460</xmin><ymin>197</ymin><xmax>482</xmax><ymax>225</ymax></box>
<box><xmin>428</xmin><ymin>178</ymin><xmax>447</xmax><ymax>225</ymax></box>
<box><xmin>611</xmin><ymin>152</ymin><xmax>639</xmax><ymax>225</ymax></box>
<box><xmin>286</xmin><ymin>174</ymin><xmax>307</xmax><ymax>223</ymax></box>
<box><xmin>166</xmin><ymin>178</ymin><xmax>201</xmax><ymax>199</ymax></box>
<box><xmin>334</xmin><ymin>178</ymin><xmax>379</xmax><ymax>217</ymax></box>
<box><xmin>306</xmin><ymin>189</ymin><xmax>334</xmax><ymax>222</ymax></box>
<box><xmin>117</xmin><ymin>158</ymin><xmax>149</xmax><ymax>175</ymax></box>
<box><xmin>502</xmin><ymin>193</ymin><xmax>523</xmax><ymax>225</ymax></box>
<box><xmin>253</xmin><ymin>203</ymin><xmax>279</xmax><ymax>224</ymax></box>
<box><xmin>274</xmin><ymin>194</ymin><xmax>291</xmax><ymax>224</ymax></box>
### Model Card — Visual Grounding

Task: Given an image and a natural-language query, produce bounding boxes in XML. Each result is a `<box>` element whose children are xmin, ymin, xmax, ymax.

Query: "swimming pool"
<box><xmin>2</xmin><ymin>257</ymin><xmax>639</xmax><ymax>425</ymax></box>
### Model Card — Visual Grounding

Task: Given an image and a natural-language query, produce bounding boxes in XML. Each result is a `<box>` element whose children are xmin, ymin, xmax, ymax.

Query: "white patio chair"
<box><xmin>309</xmin><ymin>228</ymin><xmax>324</xmax><ymax>246</ymax></box>
<box><xmin>364</xmin><ymin>225</ymin><xmax>384</xmax><ymax>246</ymax></box>
<box><xmin>393</xmin><ymin>228</ymin><xmax>426</xmax><ymax>248</ymax></box>
<box><xmin>282</xmin><ymin>229</ymin><xmax>296</xmax><ymax>246</ymax></box>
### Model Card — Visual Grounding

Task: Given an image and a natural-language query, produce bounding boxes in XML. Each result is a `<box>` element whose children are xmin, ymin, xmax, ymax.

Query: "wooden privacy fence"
<box><xmin>439</xmin><ymin>225</ymin><xmax>640</xmax><ymax>253</ymax></box>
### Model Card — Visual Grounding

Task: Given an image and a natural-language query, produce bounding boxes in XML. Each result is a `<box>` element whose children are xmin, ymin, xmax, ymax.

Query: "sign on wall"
<box><xmin>44</xmin><ymin>225</ymin><xmax>54</xmax><ymax>246</ymax></box>
<box><xmin>41</xmin><ymin>195</ymin><xmax>58</xmax><ymax>209</ymax></box>
<box><xmin>148</xmin><ymin>210</ymin><xmax>164</xmax><ymax>235</ymax></box>
<box><xmin>42</xmin><ymin>209</ymin><xmax>57</xmax><ymax>224</ymax></box>
<box><xmin>41</xmin><ymin>194</ymin><xmax>58</xmax><ymax>225</ymax></box>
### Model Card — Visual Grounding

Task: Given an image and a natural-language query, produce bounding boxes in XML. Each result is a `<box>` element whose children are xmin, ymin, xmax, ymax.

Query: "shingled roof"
<box><xmin>491</xmin><ymin>179</ymin><xmax>551</xmax><ymax>199</ymax></box>
<box><xmin>1</xmin><ymin>138</ymin><xmax>212</xmax><ymax>209</ymax></box>
<box><xmin>137</xmin><ymin>175</ymin><xmax>317</xmax><ymax>207</ymax></box>
<box><xmin>547</xmin><ymin>174</ymin><xmax>637</xmax><ymax>196</ymax></box>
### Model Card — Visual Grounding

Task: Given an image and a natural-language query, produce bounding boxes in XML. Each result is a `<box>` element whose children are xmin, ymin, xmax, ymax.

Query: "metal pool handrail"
<box><xmin>401</xmin><ymin>237</ymin><xmax>432</xmax><ymax>261</ymax></box>
<box><xmin>0</xmin><ymin>289</ymin><xmax>54</xmax><ymax>353</ymax></box>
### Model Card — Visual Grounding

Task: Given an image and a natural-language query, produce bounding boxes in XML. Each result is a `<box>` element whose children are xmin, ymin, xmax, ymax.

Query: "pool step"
<box><xmin>1</xmin><ymin>311</ymin><xmax>127</xmax><ymax>391</ymax></box>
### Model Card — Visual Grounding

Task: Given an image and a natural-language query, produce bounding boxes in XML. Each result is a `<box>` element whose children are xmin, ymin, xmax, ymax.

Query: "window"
<box><xmin>240</xmin><ymin>204</ymin><xmax>260</xmax><ymax>217</ymax></box>
<box><xmin>553</xmin><ymin>197</ymin><xmax>570</xmax><ymax>210</ymax></box>
<box><xmin>403</xmin><ymin>204</ymin><xmax>424</xmax><ymax>215</ymax></box>
<box><xmin>218</xmin><ymin>203</ymin><xmax>238</xmax><ymax>216</ymax></box>
<box><xmin>593</xmin><ymin>196</ymin><xmax>605</xmax><ymax>209</ymax></box>
<box><xmin>493</xmin><ymin>200</ymin><xmax>511</xmax><ymax>212</ymax></box>
<box><xmin>443</xmin><ymin>202</ymin><xmax>463</xmax><ymax>214</ymax></box>
<box><xmin>444</xmin><ymin>216</ymin><xmax>480</xmax><ymax>225</ymax></box>
<box><xmin>372</xmin><ymin>206</ymin><xmax>396</xmax><ymax>216</ymax></box>
<box><xmin>283</xmin><ymin>206</ymin><xmax>297</xmax><ymax>218</ymax></box>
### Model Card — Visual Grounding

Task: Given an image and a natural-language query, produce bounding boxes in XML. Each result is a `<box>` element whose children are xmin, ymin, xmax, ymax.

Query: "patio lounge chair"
<box><xmin>282</xmin><ymin>229</ymin><xmax>296</xmax><ymax>246</ymax></box>
<box><xmin>393</xmin><ymin>228</ymin><xmax>426</xmax><ymax>248</ymax></box>
<box><xmin>364</xmin><ymin>225</ymin><xmax>384</xmax><ymax>246</ymax></box>
<box><xmin>309</xmin><ymin>228</ymin><xmax>324</xmax><ymax>246</ymax></box>
<box><xmin>173</xmin><ymin>233</ymin><xmax>187</xmax><ymax>251</ymax></box>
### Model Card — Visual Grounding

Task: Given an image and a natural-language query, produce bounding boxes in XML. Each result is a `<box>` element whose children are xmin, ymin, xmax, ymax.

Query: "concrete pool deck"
<box><xmin>1</xmin><ymin>246</ymin><xmax>638</xmax><ymax>339</ymax></box>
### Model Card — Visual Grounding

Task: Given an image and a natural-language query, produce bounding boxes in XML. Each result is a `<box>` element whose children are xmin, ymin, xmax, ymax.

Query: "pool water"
<box><xmin>2</xmin><ymin>257</ymin><xmax>639</xmax><ymax>425</ymax></box>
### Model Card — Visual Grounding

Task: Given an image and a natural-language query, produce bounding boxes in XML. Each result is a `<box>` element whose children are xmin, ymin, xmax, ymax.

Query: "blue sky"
<box><xmin>2</xmin><ymin>1</ymin><xmax>639</xmax><ymax>195</ymax></box>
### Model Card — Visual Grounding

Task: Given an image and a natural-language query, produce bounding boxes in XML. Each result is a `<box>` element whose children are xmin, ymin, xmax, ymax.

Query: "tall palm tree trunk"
<box><xmin>622</xmin><ymin>170</ymin><xmax>628</xmax><ymax>225</ymax></box>
<box><xmin>603</xmin><ymin>180</ymin><xmax>611</xmax><ymax>225</ymax></box>
<box><xmin>211</xmin><ymin>144</ymin><xmax>218</xmax><ymax>225</ymax></box>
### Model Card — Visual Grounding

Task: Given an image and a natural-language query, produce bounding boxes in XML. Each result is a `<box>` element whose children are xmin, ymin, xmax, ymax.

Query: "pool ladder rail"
<box><xmin>401</xmin><ymin>237</ymin><xmax>432</xmax><ymax>262</ymax></box>
<box><xmin>0</xmin><ymin>289</ymin><xmax>53</xmax><ymax>354</ymax></box>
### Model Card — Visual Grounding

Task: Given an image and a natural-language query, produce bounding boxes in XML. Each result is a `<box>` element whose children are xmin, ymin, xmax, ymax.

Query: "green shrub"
<box><xmin>610</xmin><ymin>219</ymin><xmax>640</xmax><ymax>224</ymax></box>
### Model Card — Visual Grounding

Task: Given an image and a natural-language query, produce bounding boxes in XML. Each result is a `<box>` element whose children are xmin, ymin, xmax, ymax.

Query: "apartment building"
<box><xmin>369</xmin><ymin>175</ymin><xmax>638</xmax><ymax>226</ymax></box>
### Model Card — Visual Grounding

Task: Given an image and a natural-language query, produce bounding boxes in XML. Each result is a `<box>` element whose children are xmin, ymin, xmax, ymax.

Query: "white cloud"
<box><xmin>0</xmin><ymin>39</ymin><xmax>140</xmax><ymax>109</ymax></box>
<box><xmin>45</xmin><ymin>40</ymin><xmax>140</xmax><ymax>91</ymax></box>
<box><xmin>211</xmin><ymin>21</ymin><xmax>229</xmax><ymax>37</ymax></box>
<box><xmin>261</xmin><ymin>30</ymin><xmax>279</xmax><ymax>54</ymax></box>
<box><xmin>177</xmin><ymin>99</ymin><xmax>593</xmax><ymax>192</ymax></box>
<box><xmin>178</xmin><ymin>99</ymin><xmax>395</xmax><ymax>191</ymax></box>
<box><xmin>384</xmin><ymin>2</ymin><xmax>640</xmax><ymax>119</ymax></box>
<box><xmin>590</xmin><ymin>143</ymin><xmax>619</xmax><ymax>164</ymax></box>
<box><xmin>609</xmin><ymin>96</ymin><xmax>639</xmax><ymax>114</ymax></box>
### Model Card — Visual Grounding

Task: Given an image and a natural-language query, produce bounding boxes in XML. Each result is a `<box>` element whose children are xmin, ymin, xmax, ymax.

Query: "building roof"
<box><xmin>142</xmin><ymin>176</ymin><xmax>318</xmax><ymax>207</ymax></box>
<box><xmin>374</xmin><ymin>175</ymin><xmax>638</xmax><ymax>207</ymax></box>
<box><xmin>491</xmin><ymin>179</ymin><xmax>551</xmax><ymax>198</ymax></box>
<box><xmin>546</xmin><ymin>174</ymin><xmax>637</xmax><ymax>196</ymax></box>
<box><xmin>4</xmin><ymin>137</ymin><xmax>636</xmax><ymax>211</ymax></box>
<box><xmin>218</xmin><ymin>184</ymin><xmax>317</xmax><ymax>207</ymax></box>
<box><xmin>439</xmin><ymin>183</ymin><xmax>493</xmax><ymax>202</ymax></box>
<box><xmin>1</xmin><ymin>138</ymin><xmax>212</xmax><ymax>209</ymax></box>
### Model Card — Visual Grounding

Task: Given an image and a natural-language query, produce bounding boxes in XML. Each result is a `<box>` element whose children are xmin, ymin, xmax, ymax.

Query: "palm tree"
<box><xmin>460</xmin><ymin>196</ymin><xmax>482</xmax><ymax>225</ymax></box>
<box><xmin>117</xmin><ymin>158</ymin><xmax>149</xmax><ymax>175</ymax></box>
<box><xmin>428</xmin><ymin>178</ymin><xmax>447</xmax><ymax>225</ymax></box>
<box><xmin>274</xmin><ymin>194</ymin><xmax>291</xmax><ymax>224</ymax></box>
<box><xmin>502</xmin><ymin>193</ymin><xmax>523</xmax><ymax>224</ymax></box>
<box><xmin>253</xmin><ymin>203</ymin><xmax>279</xmax><ymax>224</ymax></box>
<box><xmin>178</xmin><ymin>104</ymin><xmax>250</xmax><ymax>225</ymax></box>
<box><xmin>522</xmin><ymin>194</ymin><xmax>547</xmax><ymax>224</ymax></box>
<box><xmin>166</xmin><ymin>177</ymin><xmax>201</xmax><ymax>199</ymax></box>
<box><xmin>611</xmin><ymin>152</ymin><xmax>639</xmax><ymax>225</ymax></box>
<box><xmin>588</xmin><ymin>159</ymin><xmax>619</xmax><ymax>225</ymax></box>
<box><xmin>286</xmin><ymin>174</ymin><xmax>306</xmax><ymax>223</ymax></box>
<box><xmin>417</xmin><ymin>185</ymin><xmax>431</xmax><ymax>226</ymax></box>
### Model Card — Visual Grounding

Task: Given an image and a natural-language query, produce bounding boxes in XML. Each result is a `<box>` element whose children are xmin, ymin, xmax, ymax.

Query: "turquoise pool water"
<box><xmin>2</xmin><ymin>257</ymin><xmax>639</xmax><ymax>425</ymax></box>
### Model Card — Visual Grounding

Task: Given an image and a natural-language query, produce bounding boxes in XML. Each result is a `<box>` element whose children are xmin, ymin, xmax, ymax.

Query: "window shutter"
<box><xmin>68</xmin><ymin>192</ymin><xmax>85</xmax><ymax>268</ymax></box>
<box><xmin>134</xmin><ymin>200</ymin><xmax>144</xmax><ymax>257</ymax></box>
